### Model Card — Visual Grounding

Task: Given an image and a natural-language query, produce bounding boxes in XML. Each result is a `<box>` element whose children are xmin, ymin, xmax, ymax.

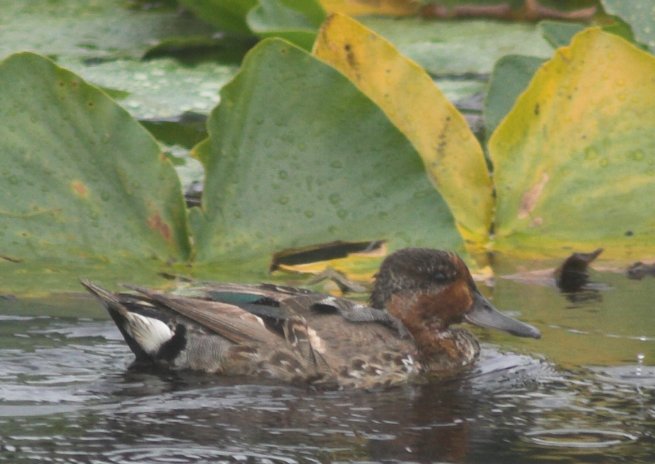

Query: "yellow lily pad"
<box><xmin>490</xmin><ymin>28</ymin><xmax>655</xmax><ymax>259</ymax></box>
<box><xmin>313</xmin><ymin>14</ymin><xmax>493</xmax><ymax>252</ymax></box>
<box><xmin>271</xmin><ymin>240</ymin><xmax>387</xmax><ymax>283</ymax></box>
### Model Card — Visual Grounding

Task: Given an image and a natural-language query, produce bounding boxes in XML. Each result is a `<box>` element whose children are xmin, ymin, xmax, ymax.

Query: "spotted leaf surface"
<box><xmin>490</xmin><ymin>29</ymin><xmax>655</xmax><ymax>259</ymax></box>
<box><xmin>0</xmin><ymin>53</ymin><xmax>190</xmax><ymax>292</ymax></box>
<box><xmin>314</xmin><ymin>14</ymin><xmax>493</xmax><ymax>250</ymax></box>
<box><xmin>191</xmin><ymin>39</ymin><xmax>463</xmax><ymax>270</ymax></box>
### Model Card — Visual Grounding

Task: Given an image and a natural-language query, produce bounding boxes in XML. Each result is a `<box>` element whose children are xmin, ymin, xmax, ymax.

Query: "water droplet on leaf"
<box><xmin>584</xmin><ymin>147</ymin><xmax>598</xmax><ymax>160</ymax></box>
<box><xmin>329</xmin><ymin>193</ymin><xmax>341</xmax><ymax>205</ymax></box>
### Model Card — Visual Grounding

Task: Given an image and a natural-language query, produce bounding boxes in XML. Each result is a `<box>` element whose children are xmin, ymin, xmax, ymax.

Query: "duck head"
<box><xmin>370</xmin><ymin>248</ymin><xmax>541</xmax><ymax>339</ymax></box>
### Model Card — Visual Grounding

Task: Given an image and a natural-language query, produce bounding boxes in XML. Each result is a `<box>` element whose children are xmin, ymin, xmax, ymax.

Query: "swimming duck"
<box><xmin>82</xmin><ymin>248</ymin><xmax>540</xmax><ymax>389</ymax></box>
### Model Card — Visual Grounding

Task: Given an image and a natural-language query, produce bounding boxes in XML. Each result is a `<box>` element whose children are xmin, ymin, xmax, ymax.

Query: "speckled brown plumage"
<box><xmin>83</xmin><ymin>248</ymin><xmax>540</xmax><ymax>389</ymax></box>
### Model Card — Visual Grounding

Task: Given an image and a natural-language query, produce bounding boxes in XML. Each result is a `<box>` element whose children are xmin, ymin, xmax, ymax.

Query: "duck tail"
<box><xmin>80</xmin><ymin>279</ymin><xmax>129</xmax><ymax>316</ymax></box>
<box><xmin>80</xmin><ymin>280</ymin><xmax>175</xmax><ymax>361</ymax></box>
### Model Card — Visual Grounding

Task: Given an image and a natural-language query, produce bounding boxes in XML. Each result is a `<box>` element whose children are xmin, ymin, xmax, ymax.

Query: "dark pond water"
<box><xmin>1</xmin><ymin>268</ymin><xmax>654</xmax><ymax>463</ymax></box>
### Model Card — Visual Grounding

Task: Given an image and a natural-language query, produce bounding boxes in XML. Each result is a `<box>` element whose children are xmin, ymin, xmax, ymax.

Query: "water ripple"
<box><xmin>525</xmin><ymin>428</ymin><xmax>639</xmax><ymax>448</ymax></box>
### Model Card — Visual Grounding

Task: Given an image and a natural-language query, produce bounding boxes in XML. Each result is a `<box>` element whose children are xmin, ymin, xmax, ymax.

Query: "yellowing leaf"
<box><xmin>314</xmin><ymin>14</ymin><xmax>493</xmax><ymax>251</ymax></box>
<box><xmin>490</xmin><ymin>28</ymin><xmax>655</xmax><ymax>260</ymax></box>
<box><xmin>319</xmin><ymin>0</ymin><xmax>419</xmax><ymax>16</ymax></box>
<box><xmin>272</xmin><ymin>240</ymin><xmax>387</xmax><ymax>282</ymax></box>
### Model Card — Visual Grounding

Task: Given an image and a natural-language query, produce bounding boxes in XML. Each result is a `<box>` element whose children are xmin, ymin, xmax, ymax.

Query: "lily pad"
<box><xmin>539</xmin><ymin>20</ymin><xmax>586</xmax><ymax>48</ymax></box>
<box><xmin>540</xmin><ymin>19</ymin><xmax>636</xmax><ymax>49</ymax></box>
<box><xmin>602</xmin><ymin>0</ymin><xmax>655</xmax><ymax>53</ymax></box>
<box><xmin>1</xmin><ymin>0</ymin><xmax>240</xmax><ymax>122</ymax></box>
<box><xmin>490</xmin><ymin>29</ymin><xmax>655</xmax><ymax>259</ymax></box>
<box><xmin>484</xmin><ymin>55</ymin><xmax>545</xmax><ymax>141</ymax></box>
<box><xmin>0</xmin><ymin>53</ymin><xmax>191</xmax><ymax>293</ymax></box>
<box><xmin>247</xmin><ymin>0</ymin><xmax>326</xmax><ymax>50</ymax></box>
<box><xmin>0</xmin><ymin>0</ymin><xmax>214</xmax><ymax>60</ymax></box>
<box><xmin>437</xmin><ymin>79</ymin><xmax>487</xmax><ymax>108</ymax></box>
<box><xmin>314</xmin><ymin>14</ymin><xmax>493</xmax><ymax>249</ymax></box>
<box><xmin>190</xmin><ymin>39</ymin><xmax>464</xmax><ymax>271</ymax></box>
<box><xmin>271</xmin><ymin>240</ymin><xmax>386</xmax><ymax>283</ymax></box>
<box><xmin>360</xmin><ymin>17</ymin><xmax>553</xmax><ymax>76</ymax></box>
<box><xmin>58</xmin><ymin>57</ymin><xmax>238</xmax><ymax>120</ymax></box>
<box><xmin>177</xmin><ymin>0</ymin><xmax>258</xmax><ymax>35</ymax></box>
<box><xmin>177</xmin><ymin>0</ymin><xmax>328</xmax><ymax>49</ymax></box>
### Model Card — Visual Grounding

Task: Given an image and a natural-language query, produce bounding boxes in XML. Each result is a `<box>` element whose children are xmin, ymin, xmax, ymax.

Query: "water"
<box><xmin>0</xmin><ymin>270</ymin><xmax>654</xmax><ymax>463</ymax></box>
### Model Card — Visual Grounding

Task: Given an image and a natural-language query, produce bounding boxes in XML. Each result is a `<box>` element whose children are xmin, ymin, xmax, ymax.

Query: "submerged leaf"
<box><xmin>0</xmin><ymin>53</ymin><xmax>191</xmax><ymax>292</ymax></box>
<box><xmin>191</xmin><ymin>39</ymin><xmax>464</xmax><ymax>271</ymax></box>
<box><xmin>314</xmin><ymin>14</ymin><xmax>493</xmax><ymax>250</ymax></box>
<box><xmin>271</xmin><ymin>240</ymin><xmax>386</xmax><ymax>285</ymax></box>
<box><xmin>270</xmin><ymin>240</ymin><xmax>385</xmax><ymax>271</ymax></box>
<box><xmin>491</xmin><ymin>29</ymin><xmax>655</xmax><ymax>259</ymax></box>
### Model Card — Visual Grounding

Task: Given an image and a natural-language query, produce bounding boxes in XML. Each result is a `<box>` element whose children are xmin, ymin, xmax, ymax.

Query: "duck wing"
<box><xmin>128</xmin><ymin>286</ymin><xmax>335</xmax><ymax>378</ymax></box>
<box><xmin>190</xmin><ymin>282</ymin><xmax>407</xmax><ymax>335</ymax></box>
<box><xmin>126</xmin><ymin>286</ymin><xmax>283</xmax><ymax>347</ymax></box>
<box><xmin>177</xmin><ymin>282</ymin><xmax>312</xmax><ymax>302</ymax></box>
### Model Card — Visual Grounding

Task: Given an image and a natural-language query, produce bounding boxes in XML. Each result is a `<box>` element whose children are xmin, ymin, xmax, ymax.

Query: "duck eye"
<box><xmin>432</xmin><ymin>268</ymin><xmax>456</xmax><ymax>283</ymax></box>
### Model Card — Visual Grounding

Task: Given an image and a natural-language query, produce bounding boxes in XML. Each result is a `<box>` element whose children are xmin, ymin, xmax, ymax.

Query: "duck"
<box><xmin>82</xmin><ymin>248</ymin><xmax>540</xmax><ymax>389</ymax></box>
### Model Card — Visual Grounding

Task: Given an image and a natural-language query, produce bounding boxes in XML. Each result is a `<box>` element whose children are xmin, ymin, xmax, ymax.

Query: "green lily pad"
<box><xmin>191</xmin><ymin>39</ymin><xmax>463</xmax><ymax>270</ymax></box>
<box><xmin>437</xmin><ymin>79</ymin><xmax>487</xmax><ymax>108</ymax></box>
<box><xmin>490</xmin><ymin>29</ymin><xmax>655</xmax><ymax>259</ymax></box>
<box><xmin>484</xmin><ymin>54</ymin><xmax>545</xmax><ymax>141</ymax></box>
<box><xmin>142</xmin><ymin>34</ymin><xmax>256</xmax><ymax>65</ymax></box>
<box><xmin>58</xmin><ymin>57</ymin><xmax>238</xmax><ymax>120</ymax></box>
<box><xmin>0</xmin><ymin>53</ymin><xmax>191</xmax><ymax>293</ymax></box>
<box><xmin>602</xmin><ymin>0</ymin><xmax>655</xmax><ymax>53</ymax></box>
<box><xmin>539</xmin><ymin>20</ymin><xmax>586</xmax><ymax>48</ymax></box>
<box><xmin>0</xmin><ymin>0</ymin><xmax>214</xmax><ymax>60</ymax></box>
<box><xmin>540</xmin><ymin>19</ymin><xmax>636</xmax><ymax>50</ymax></box>
<box><xmin>1</xmin><ymin>0</ymin><xmax>241</xmax><ymax>121</ymax></box>
<box><xmin>176</xmin><ymin>0</ymin><xmax>258</xmax><ymax>35</ymax></box>
<box><xmin>360</xmin><ymin>18</ymin><xmax>553</xmax><ymax>76</ymax></box>
<box><xmin>247</xmin><ymin>0</ymin><xmax>326</xmax><ymax>50</ymax></box>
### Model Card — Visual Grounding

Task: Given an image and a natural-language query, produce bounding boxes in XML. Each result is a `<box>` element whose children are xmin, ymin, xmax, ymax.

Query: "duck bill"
<box><xmin>465</xmin><ymin>292</ymin><xmax>541</xmax><ymax>339</ymax></box>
